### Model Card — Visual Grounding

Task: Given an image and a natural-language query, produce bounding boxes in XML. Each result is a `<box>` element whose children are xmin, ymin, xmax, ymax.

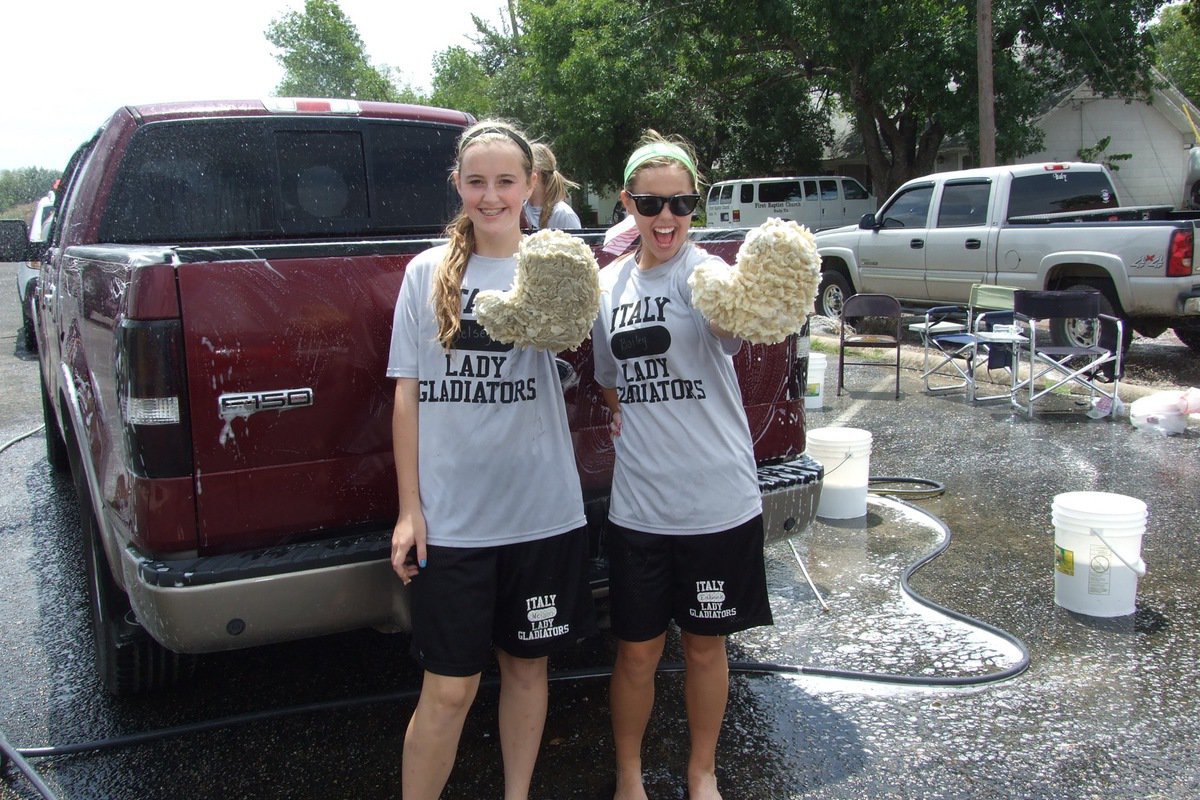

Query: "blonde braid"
<box><xmin>433</xmin><ymin>213</ymin><xmax>476</xmax><ymax>349</ymax></box>
<box><xmin>531</xmin><ymin>142</ymin><xmax>579</xmax><ymax>230</ymax></box>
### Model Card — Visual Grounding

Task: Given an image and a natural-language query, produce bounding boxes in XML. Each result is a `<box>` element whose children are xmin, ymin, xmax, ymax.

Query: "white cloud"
<box><xmin>0</xmin><ymin>0</ymin><xmax>505</xmax><ymax>171</ymax></box>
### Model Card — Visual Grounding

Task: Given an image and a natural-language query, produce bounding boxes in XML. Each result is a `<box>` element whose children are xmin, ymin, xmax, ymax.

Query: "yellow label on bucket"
<box><xmin>806</xmin><ymin>381</ymin><xmax>820</xmax><ymax>397</ymax></box>
<box><xmin>1055</xmin><ymin>545</ymin><xmax>1074</xmax><ymax>576</ymax></box>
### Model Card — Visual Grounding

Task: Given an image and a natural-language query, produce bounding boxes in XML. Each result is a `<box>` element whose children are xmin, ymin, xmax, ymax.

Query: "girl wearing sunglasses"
<box><xmin>592</xmin><ymin>131</ymin><xmax>771</xmax><ymax>800</ymax></box>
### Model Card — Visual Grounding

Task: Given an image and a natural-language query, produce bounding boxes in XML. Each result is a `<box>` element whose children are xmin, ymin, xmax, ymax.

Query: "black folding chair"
<box><xmin>838</xmin><ymin>293</ymin><xmax>901</xmax><ymax>398</ymax></box>
<box><xmin>1010</xmin><ymin>289</ymin><xmax>1123</xmax><ymax>417</ymax></box>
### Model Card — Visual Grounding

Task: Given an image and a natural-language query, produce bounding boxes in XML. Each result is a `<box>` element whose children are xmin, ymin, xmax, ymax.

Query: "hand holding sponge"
<box><xmin>475</xmin><ymin>229</ymin><xmax>601</xmax><ymax>352</ymax></box>
<box><xmin>689</xmin><ymin>217</ymin><xmax>821</xmax><ymax>344</ymax></box>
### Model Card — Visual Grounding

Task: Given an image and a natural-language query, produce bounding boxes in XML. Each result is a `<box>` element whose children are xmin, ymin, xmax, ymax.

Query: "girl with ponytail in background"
<box><xmin>524</xmin><ymin>142</ymin><xmax>582</xmax><ymax>230</ymax></box>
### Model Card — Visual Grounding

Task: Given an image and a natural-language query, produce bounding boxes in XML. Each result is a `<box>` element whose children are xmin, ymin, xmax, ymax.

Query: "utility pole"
<box><xmin>977</xmin><ymin>0</ymin><xmax>996</xmax><ymax>167</ymax></box>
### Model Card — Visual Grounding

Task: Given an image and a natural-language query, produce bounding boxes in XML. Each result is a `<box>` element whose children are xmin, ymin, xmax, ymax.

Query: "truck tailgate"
<box><xmin>178</xmin><ymin>249</ymin><xmax>413</xmax><ymax>552</ymax></box>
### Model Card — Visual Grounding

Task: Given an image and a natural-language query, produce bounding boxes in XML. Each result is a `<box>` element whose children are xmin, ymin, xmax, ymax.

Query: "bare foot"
<box><xmin>687</xmin><ymin>770</ymin><xmax>722</xmax><ymax>800</ymax></box>
<box><xmin>613</xmin><ymin>774</ymin><xmax>649</xmax><ymax>800</ymax></box>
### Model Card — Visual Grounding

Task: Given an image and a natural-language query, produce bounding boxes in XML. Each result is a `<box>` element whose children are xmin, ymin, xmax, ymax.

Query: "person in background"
<box><xmin>387</xmin><ymin>120</ymin><xmax>596</xmax><ymax>800</ymax></box>
<box><xmin>524</xmin><ymin>142</ymin><xmax>582</xmax><ymax>230</ymax></box>
<box><xmin>592</xmin><ymin>131</ymin><xmax>772</xmax><ymax>800</ymax></box>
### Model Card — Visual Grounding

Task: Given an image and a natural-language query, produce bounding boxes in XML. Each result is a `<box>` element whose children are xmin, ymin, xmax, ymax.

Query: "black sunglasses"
<box><xmin>627</xmin><ymin>193</ymin><xmax>701</xmax><ymax>217</ymax></box>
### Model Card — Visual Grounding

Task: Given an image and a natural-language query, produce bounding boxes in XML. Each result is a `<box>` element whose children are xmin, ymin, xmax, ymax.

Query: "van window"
<box><xmin>880</xmin><ymin>184</ymin><xmax>934</xmax><ymax>228</ymax></box>
<box><xmin>819</xmin><ymin>179</ymin><xmax>839</xmax><ymax>201</ymax></box>
<box><xmin>758</xmin><ymin>181</ymin><xmax>799</xmax><ymax>203</ymax></box>
<box><xmin>708</xmin><ymin>186</ymin><xmax>721</xmax><ymax>205</ymax></box>
<box><xmin>721</xmin><ymin>184</ymin><xmax>733</xmax><ymax>202</ymax></box>
<box><xmin>739</xmin><ymin>184</ymin><xmax>754</xmax><ymax>204</ymax></box>
<box><xmin>99</xmin><ymin>118</ymin><xmax>460</xmax><ymax>243</ymax></box>
<box><xmin>842</xmin><ymin>179</ymin><xmax>869</xmax><ymax>200</ymax></box>
<box><xmin>803</xmin><ymin>180</ymin><xmax>818</xmax><ymax>201</ymax></box>
<box><xmin>937</xmin><ymin>181</ymin><xmax>991</xmax><ymax>227</ymax></box>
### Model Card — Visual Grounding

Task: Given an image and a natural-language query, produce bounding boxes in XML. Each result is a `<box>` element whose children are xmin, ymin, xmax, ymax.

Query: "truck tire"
<box><xmin>1050</xmin><ymin>281</ymin><xmax>1132</xmax><ymax>352</ymax></box>
<box><xmin>1172</xmin><ymin>323</ymin><xmax>1200</xmax><ymax>353</ymax></box>
<box><xmin>21</xmin><ymin>295</ymin><xmax>37</xmax><ymax>352</ymax></box>
<box><xmin>80</xmin><ymin>501</ymin><xmax>197</xmax><ymax>695</ymax></box>
<box><xmin>816</xmin><ymin>271</ymin><xmax>853</xmax><ymax>319</ymax></box>
<box><xmin>40</xmin><ymin>378</ymin><xmax>70</xmax><ymax>474</ymax></box>
<box><xmin>74</xmin><ymin>461</ymin><xmax>196</xmax><ymax>695</ymax></box>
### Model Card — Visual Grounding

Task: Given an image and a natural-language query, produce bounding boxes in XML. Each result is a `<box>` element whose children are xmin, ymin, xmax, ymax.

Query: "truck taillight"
<box><xmin>733</xmin><ymin>209</ymin><xmax>741</xmax><ymax>222</ymax></box>
<box><xmin>1167</xmin><ymin>229</ymin><xmax>1194</xmax><ymax>277</ymax></box>
<box><xmin>117</xmin><ymin>319</ymin><xmax>193</xmax><ymax>478</ymax></box>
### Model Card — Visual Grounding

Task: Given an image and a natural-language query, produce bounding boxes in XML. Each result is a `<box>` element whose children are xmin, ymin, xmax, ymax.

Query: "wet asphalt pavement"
<box><xmin>3</xmin><ymin>258</ymin><xmax>1200</xmax><ymax>799</ymax></box>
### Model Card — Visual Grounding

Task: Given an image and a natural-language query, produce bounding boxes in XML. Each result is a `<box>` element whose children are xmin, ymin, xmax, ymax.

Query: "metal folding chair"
<box><xmin>918</xmin><ymin>284</ymin><xmax>1017</xmax><ymax>402</ymax></box>
<box><xmin>1010</xmin><ymin>289</ymin><xmax>1124</xmax><ymax>417</ymax></box>
<box><xmin>838</xmin><ymin>293</ymin><xmax>901</xmax><ymax>398</ymax></box>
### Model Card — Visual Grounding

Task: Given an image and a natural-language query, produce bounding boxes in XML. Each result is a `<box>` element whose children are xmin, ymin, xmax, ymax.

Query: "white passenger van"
<box><xmin>706</xmin><ymin>176</ymin><xmax>875</xmax><ymax>230</ymax></box>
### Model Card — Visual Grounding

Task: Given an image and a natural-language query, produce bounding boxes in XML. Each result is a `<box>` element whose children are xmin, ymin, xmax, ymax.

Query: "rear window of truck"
<box><xmin>1006</xmin><ymin>170</ymin><xmax>1118</xmax><ymax>220</ymax></box>
<box><xmin>99</xmin><ymin>118</ymin><xmax>461</xmax><ymax>243</ymax></box>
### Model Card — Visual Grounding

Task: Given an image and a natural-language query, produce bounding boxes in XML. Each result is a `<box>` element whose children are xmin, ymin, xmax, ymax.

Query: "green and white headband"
<box><xmin>623</xmin><ymin>142</ymin><xmax>698</xmax><ymax>186</ymax></box>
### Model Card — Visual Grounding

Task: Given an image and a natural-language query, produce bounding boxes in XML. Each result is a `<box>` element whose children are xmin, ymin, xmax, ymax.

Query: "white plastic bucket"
<box><xmin>805</xmin><ymin>353</ymin><xmax>827</xmax><ymax>410</ymax></box>
<box><xmin>1052</xmin><ymin>491</ymin><xmax>1148</xmax><ymax>617</ymax></box>
<box><xmin>807</xmin><ymin>427</ymin><xmax>872</xmax><ymax>519</ymax></box>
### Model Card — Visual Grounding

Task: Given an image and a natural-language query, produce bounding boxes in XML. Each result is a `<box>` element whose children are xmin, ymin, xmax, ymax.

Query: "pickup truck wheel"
<box><xmin>21</xmin><ymin>295</ymin><xmax>36</xmax><ymax>352</ymax></box>
<box><xmin>1050</xmin><ymin>282</ymin><xmax>1132</xmax><ymax>352</ymax></box>
<box><xmin>78</xmin><ymin>487</ymin><xmax>196</xmax><ymax>695</ymax></box>
<box><xmin>816</xmin><ymin>271</ymin><xmax>853</xmax><ymax>318</ymax></box>
<box><xmin>1172</xmin><ymin>324</ymin><xmax>1200</xmax><ymax>353</ymax></box>
<box><xmin>40</xmin><ymin>378</ymin><xmax>70</xmax><ymax>474</ymax></box>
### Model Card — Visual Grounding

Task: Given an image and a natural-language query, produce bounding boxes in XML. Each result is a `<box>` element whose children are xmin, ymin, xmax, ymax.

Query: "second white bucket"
<box><xmin>805</xmin><ymin>353</ymin><xmax>827</xmax><ymax>410</ymax></box>
<box><xmin>807</xmin><ymin>426</ymin><xmax>872</xmax><ymax>519</ymax></box>
<box><xmin>1052</xmin><ymin>491</ymin><xmax>1148</xmax><ymax>617</ymax></box>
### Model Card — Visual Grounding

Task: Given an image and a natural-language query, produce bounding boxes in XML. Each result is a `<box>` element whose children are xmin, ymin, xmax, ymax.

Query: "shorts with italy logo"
<box><xmin>408</xmin><ymin>526</ymin><xmax>598</xmax><ymax>677</ymax></box>
<box><xmin>607</xmin><ymin>515</ymin><xmax>773</xmax><ymax>641</ymax></box>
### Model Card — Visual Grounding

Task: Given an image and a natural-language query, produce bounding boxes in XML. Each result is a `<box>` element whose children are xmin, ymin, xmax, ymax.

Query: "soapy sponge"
<box><xmin>475</xmin><ymin>229</ymin><xmax>601</xmax><ymax>352</ymax></box>
<box><xmin>689</xmin><ymin>218</ymin><xmax>821</xmax><ymax>344</ymax></box>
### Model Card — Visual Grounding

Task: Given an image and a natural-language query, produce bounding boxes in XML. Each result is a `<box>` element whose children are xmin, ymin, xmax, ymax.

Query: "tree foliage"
<box><xmin>426</xmin><ymin>0</ymin><xmax>1169</xmax><ymax>198</ymax></box>
<box><xmin>1152</xmin><ymin>3</ymin><xmax>1200</xmax><ymax>107</ymax></box>
<box><xmin>0</xmin><ymin>168</ymin><xmax>58</xmax><ymax>213</ymax></box>
<box><xmin>266</xmin><ymin>0</ymin><xmax>408</xmax><ymax>101</ymax></box>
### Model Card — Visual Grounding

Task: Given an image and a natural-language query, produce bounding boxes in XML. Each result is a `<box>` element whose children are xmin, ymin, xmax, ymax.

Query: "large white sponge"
<box><xmin>689</xmin><ymin>218</ymin><xmax>821</xmax><ymax>344</ymax></box>
<box><xmin>475</xmin><ymin>229</ymin><xmax>601</xmax><ymax>352</ymax></box>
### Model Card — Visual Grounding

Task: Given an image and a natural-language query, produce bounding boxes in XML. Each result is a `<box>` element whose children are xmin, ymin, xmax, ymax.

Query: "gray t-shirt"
<box><xmin>524</xmin><ymin>200</ymin><xmax>582</xmax><ymax>230</ymax></box>
<box><xmin>387</xmin><ymin>245</ymin><xmax>586</xmax><ymax>547</ymax></box>
<box><xmin>592</xmin><ymin>243</ymin><xmax>762</xmax><ymax>535</ymax></box>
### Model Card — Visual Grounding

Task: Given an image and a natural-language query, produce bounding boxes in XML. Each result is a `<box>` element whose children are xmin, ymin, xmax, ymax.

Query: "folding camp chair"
<box><xmin>838</xmin><ymin>293</ymin><xmax>901</xmax><ymax>398</ymax></box>
<box><xmin>1010</xmin><ymin>289</ymin><xmax>1124</xmax><ymax>417</ymax></box>
<box><xmin>918</xmin><ymin>284</ymin><xmax>1017</xmax><ymax>402</ymax></box>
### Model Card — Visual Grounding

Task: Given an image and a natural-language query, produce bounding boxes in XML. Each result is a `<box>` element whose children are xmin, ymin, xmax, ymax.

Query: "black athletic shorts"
<box><xmin>408</xmin><ymin>526</ymin><xmax>597</xmax><ymax>677</ymax></box>
<box><xmin>607</xmin><ymin>515</ymin><xmax>773</xmax><ymax>641</ymax></box>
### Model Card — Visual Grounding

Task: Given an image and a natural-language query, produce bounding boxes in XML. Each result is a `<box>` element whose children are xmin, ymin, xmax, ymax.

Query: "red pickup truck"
<box><xmin>1</xmin><ymin>99</ymin><xmax>821</xmax><ymax>695</ymax></box>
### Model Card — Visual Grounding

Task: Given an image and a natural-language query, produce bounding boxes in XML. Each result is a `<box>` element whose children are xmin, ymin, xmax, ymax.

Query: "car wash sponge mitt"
<box><xmin>476</xmin><ymin>229</ymin><xmax>601</xmax><ymax>352</ymax></box>
<box><xmin>689</xmin><ymin>217</ymin><xmax>821</xmax><ymax>344</ymax></box>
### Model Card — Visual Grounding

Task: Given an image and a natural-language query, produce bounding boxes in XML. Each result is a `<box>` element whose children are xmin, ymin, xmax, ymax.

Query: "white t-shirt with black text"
<box><xmin>592</xmin><ymin>243</ymin><xmax>761</xmax><ymax>535</ymax></box>
<box><xmin>387</xmin><ymin>245</ymin><xmax>586</xmax><ymax>547</ymax></box>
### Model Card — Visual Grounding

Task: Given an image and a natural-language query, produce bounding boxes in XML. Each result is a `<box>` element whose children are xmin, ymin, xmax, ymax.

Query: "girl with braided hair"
<box><xmin>386</xmin><ymin>119</ymin><xmax>596</xmax><ymax>800</ymax></box>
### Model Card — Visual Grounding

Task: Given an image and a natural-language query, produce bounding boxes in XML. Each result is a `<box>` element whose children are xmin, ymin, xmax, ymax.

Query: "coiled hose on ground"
<box><xmin>1</xmin><ymin>427</ymin><xmax>1027</xmax><ymax>799</ymax></box>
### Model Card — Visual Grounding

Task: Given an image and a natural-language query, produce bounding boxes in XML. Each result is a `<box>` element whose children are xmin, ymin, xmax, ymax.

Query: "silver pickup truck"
<box><xmin>813</xmin><ymin>162</ymin><xmax>1200</xmax><ymax>351</ymax></box>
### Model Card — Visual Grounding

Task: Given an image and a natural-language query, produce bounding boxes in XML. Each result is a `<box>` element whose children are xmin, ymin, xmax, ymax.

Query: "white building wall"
<box><xmin>1015</xmin><ymin>95</ymin><xmax>1193</xmax><ymax>208</ymax></box>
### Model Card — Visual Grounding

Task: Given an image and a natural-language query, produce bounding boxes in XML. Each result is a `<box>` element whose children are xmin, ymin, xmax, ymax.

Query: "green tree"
<box><xmin>429</xmin><ymin>46</ymin><xmax>495</xmax><ymax>116</ymax></box>
<box><xmin>1152</xmin><ymin>2</ymin><xmax>1200</xmax><ymax>106</ymax></box>
<box><xmin>266</xmin><ymin>0</ymin><xmax>405</xmax><ymax>101</ymax></box>
<box><xmin>0</xmin><ymin>168</ymin><xmax>58</xmax><ymax>212</ymax></box>
<box><xmin>496</xmin><ymin>0</ymin><xmax>829</xmax><ymax>190</ymax></box>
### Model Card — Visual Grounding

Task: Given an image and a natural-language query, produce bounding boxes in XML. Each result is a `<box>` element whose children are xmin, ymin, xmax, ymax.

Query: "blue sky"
<box><xmin>0</xmin><ymin>0</ymin><xmax>504</xmax><ymax>171</ymax></box>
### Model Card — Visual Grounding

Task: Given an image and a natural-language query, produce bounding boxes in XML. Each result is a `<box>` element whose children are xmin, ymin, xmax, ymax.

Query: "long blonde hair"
<box><xmin>531</xmin><ymin>142</ymin><xmax>580</xmax><ymax>229</ymax></box>
<box><xmin>433</xmin><ymin>120</ymin><xmax>534</xmax><ymax>349</ymax></box>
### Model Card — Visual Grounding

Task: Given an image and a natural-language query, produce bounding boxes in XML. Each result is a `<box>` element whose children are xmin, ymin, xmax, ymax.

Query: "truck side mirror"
<box><xmin>0</xmin><ymin>219</ymin><xmax>33</xmax><ymax>261</ymax></box>
<box><xmin>858</xmin><ymin>213</ymin><xmax>878</xmax><ymax>230</ymax></box>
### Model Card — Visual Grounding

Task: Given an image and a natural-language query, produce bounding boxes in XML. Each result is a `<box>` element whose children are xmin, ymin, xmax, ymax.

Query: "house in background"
<box><xmin>1013</xmin><ymin>72</ymin><xmax>1200</xmax><ymax>209</ymax></box>
<box><xmin>824</xmin><ymin>71</ymin><xmax>1200</xmax><ymax>209</ymax></box>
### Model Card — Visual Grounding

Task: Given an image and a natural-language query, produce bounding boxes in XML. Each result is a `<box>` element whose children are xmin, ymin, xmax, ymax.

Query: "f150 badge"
<box><xmin>219</xmin><ymin>388</ymin><xmax>314</xmax><ymax>418</ymax></box>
